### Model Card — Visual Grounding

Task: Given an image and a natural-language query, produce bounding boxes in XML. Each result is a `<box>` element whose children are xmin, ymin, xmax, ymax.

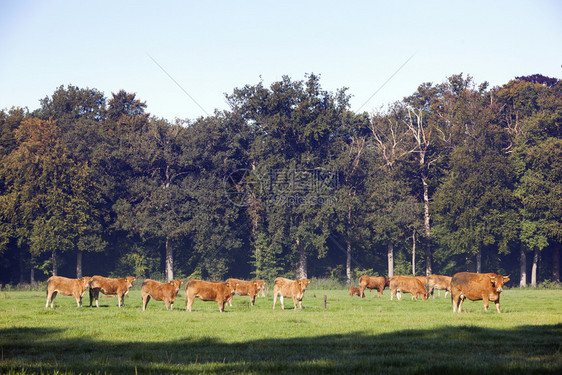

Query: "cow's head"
<box><xmin>125</xmin><ymin>276</ymin><xmax>136</xmax><ymax>288</ymax></box>
<box><xmin>298</xmin><ymin>279</ymin><xmax>311</xmax><ymax>291</ymax></box>
<box><xmin>488</xmin><ymin>274</ymin><xmax>509</xmax><ymax>293</ymax></box>
<box><xmin>81</xmin><ymin>276</ymin><xmax>92</xmax><ymax>288</ymax></box>
<box><xmin>421</xmin><ymin>292</ymin><xmax>429</xmax><ymax>300</ymax></box>
<box><xmin>226</xmin><ymin>281</ymin><xmax>238</xmax><ymax>294</ymax></box>
<box><xmin>171</xmin><ymin>279</ymin><xmax>184</xmax><ymax>290</ymax></box>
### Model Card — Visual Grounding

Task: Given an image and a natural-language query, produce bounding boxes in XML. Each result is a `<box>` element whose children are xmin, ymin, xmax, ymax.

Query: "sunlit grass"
<box><xmin>0</xmin><ymin>287</ymin><xmax>561</xmax><ymax>374</ymax></box>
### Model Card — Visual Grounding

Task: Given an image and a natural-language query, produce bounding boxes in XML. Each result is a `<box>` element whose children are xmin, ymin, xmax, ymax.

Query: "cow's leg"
<box><xmin>46</xmin><ymin>291</ymin><xmax>52</xmax><ymax>308</ymax></box>
<box><xmin>76</xmin><ymin>294</ymin><xmax>82</xmax><ymax>308</ymax></box>
<box><xmin>89</xmin><ymin>288</ymin><xmax>94</xmax><ymax>307</ymax></box>
<box><xmin>165</xmin><ymin>299</ymin><xmax>170</xmax><ymax>310</ymax></box>
<box><xmin>251</xmin><ymin>295</ymin><xmax>255</xmax><ymax>306</ymax></box>
<box><xmin>483</xmin><ymin>297</ymin><xmax>489</xmax><ymax>312</ymax></box>
<box><xmin>186</xmin><ymin>295</ymin><xmax>193</xmax><ymax>312</ymax></box>
<box><xmin>397</xmin><ymin>291</ymin><xmax>402</xmax><ymax>301</ymax></box>
<box><xmin>118</xmin><ymin>293</ymin><xmax>124</xmax><ymax>308</ymax></box>
<box><xmin>218</xmin><ymin>301</ymin><xmax>224</xmax><ymax>312</ymax></box>
<box><xmin>458</xmin><ymin>296</ymin><xmax>465</xmax><ymax>312</ymax></box>
<box><xmin>280</xmin><ymin>295</ymin><xmax>285</xmax><ymax>310</ymax></box>
<box><xmin>359</xmin><ymin>286</ymin><xmax>366</xmax><ymax>298</ymax></box>
<box><xmin>494</xmin><ymin>299</ymin><xmax>501</xmax><ymax>313</ymax></box>
<box><xmin>272</xmin><ymin>292</ymin><xmax>278</xmax><ymax>310</ymax></box>
<box><xmin>142</xmin><ymin>295</ymin><xmax>150</xmax><ymax>311</ymax></box>
<box><xmin>170</xmin><ymin>301</ymin><xmax>174</xmax><ymax>310</ymax></box>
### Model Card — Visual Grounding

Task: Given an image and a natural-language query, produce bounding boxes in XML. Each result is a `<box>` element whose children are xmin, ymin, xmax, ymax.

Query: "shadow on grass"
<box><xmin>0</xmin><ymin>324</ymin><xmax>561</xmax><ymax>374</ymax></box>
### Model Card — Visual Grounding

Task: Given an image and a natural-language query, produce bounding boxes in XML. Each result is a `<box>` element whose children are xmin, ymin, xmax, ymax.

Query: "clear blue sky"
<box><xmin>1</xmin><ymin>0</ymin><xmax>561</xmax><ymax>121</ymax></box>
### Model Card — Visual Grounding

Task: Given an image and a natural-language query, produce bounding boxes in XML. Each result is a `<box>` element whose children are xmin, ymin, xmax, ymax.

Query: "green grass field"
<box><xmin>0</xmin><ymin>285</ymin><xmax>561</xmax><ymax>374</ymax></box>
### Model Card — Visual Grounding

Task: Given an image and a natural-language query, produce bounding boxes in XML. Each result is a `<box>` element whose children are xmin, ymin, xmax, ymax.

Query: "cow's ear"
<box><xmin>503</xmin><ymin>275</ymin><xmax>510</xmax><ymax>283</ymax></box>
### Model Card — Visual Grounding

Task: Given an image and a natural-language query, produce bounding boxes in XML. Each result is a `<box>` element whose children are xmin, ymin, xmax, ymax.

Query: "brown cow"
<box><xmin>141</xmin><ymin>279</ymin><xmax>184</xmax><ymax>311</ymax></box>
<box><xmin>358</xmin><ymin>275</ymin><xmax>390</xmax><ymax>298</ymax></box>
<box><xmin>390</xmin><ymin>276</ymin><xmax>429</xmax><ymax>301</ymax></box>
<box><xmin>272</xmin><ymin>277</ymin><xmax>311</xmax><ymax>310</ymax></box>
<box><xmin>45</xmin><ymin>276</ymin><xmax>92</xmax><ymax>308</ymax></box>
<box><xmin>450</xmin><ymin>272</ymin><xmax>510</xmax><ymax>313</ymax></box>
<box><xmin>349</xmin><ymin>286</ymin><xmax>362</xmax><ymax>297</ymax></box>
<box><xmin>255</xmin><ymin>279</ymin><xmax>266</xmax><ymax>297</ymax></box>
<box><xmin>226</xmin><ymin>278</ymin><xmax>259</xmax><ymax>306</ymax></box>
<box><xmin>427</xmin><ymin>274</ymin><xmax>452</xmax><ymax>298</ymax></box>
<box><xmin>185</xmin><ymin>279</ymin><xmax>236</xmax><ymax>312</ymax></box>
<box><xmin>89</xmin><ymin>276</ymin><xmax>136</xmax><ymax>308</ymax></box>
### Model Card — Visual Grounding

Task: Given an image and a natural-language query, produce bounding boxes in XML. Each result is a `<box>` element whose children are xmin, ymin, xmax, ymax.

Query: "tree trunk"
<box><xmin>30</xmin><ymin>267</ymin><xmax>35</xmax><ymax>284</ymax></box>
<box><xmin>387</xmin><ymin>242</ymin><xmax>394</xmax><ymax>278</ymax></box>
<box><xmin>531</xmin><ymin>249</ymin><xmax>538</xmax><ymax>288</ymax></box>
<box><xmin>76</xmin><ymin>250</ymin><xmax>83</xmax><ymax>279</ymax></box>
<box><xmin>346</xmin><ymin>239</ymin><xmax>351</xmax><ymax>284</ymax></box>
<box><xmin>19</xmin><ymin>249</ymin><xmax>25</xmax><ymax>284</ymax></box>
<box><xmin>297</xmin><ymin>237</ymin><xmax>307</xmax><ymax>279</ymax></box>
<box><xmin>520</xmin><ymin>248</ymin><xmax>527</xmax><ymax>287</ymax></box>
<box><xmin>165</xmin><ymin>235</ymin><xmax>173</xmax><ymax>282</ymax></box>
<box><xmin>554</xmin><ymin>244</ymin><xmax>560</xmax><ymax>285</ymax></box>
<box><xmin>476</xmin><ymin>246</ymin><xmax>481</xmax><ymax>273</ymax></box>
<box><xmin>52</xmin><ymin>251</ymin><xmax>58</xmax><ymax>276</ymax></box>
<box><xmin>412</xmin><ymin>231</ymin><xmax>416</xmax><ymax>276</ymax></box>
<box><xmin>422</xmin><ymin>177</ymin><xmax>432</xmax><ymax>275</ymax></box>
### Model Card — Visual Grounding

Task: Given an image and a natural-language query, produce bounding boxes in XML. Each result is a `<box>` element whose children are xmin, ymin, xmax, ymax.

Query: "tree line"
<box><xmin>0</xmin><ymin>73</ymin><xmax>560</xmax><ymax>287</ymax></box>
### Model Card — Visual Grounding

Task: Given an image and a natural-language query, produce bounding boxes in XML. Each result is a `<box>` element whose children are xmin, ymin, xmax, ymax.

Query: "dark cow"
<box><xmin>427</xmin><ymin>274</ymin><xmax>452</xmax><ymax>298</ymax></box>
<box><xmin>46</xmin><ymin>276</ymin><xmax>91</xmax><ymax>308</ymax></box>
<box><xmin>141</xmin><ymin>279</ymin><xmax>184</xmax><ymax>311</ymax></box>
<box><xmin>89</xmin><ymin>276</ymin><xmax>136</xmax><ymax>308</ymax></box>
<box><xmin>358</xmin><ymin>275</ymin><xmax>390</xmax><ymax>298</ymax></box>
<box><xmin>450</xmin><ymin>272</ymin><xmax>510</xmax><ymax>313</ymax></box>
<box><xmin>272</xmin><ymin>277</ymin><xmax>311</xmax><ymax>310</ymax></box>
<box><xmin>185</xmin><ymin>279</ymin><xmax>236</xmax><ymax>312</ymax></box>
<box><xmin>390</xmin><ymin>276</ymin><xmax>429</xmax><ymax>300</ymax></box>
<box><xmin>226</xmin><ymin>278</ymin><xmax>259</xmax><ymax>306</ymax></box>
<box><xmin>349</xmin><ymin>286</ymin><xmax>362</xmax><ymax>297</ymax></box>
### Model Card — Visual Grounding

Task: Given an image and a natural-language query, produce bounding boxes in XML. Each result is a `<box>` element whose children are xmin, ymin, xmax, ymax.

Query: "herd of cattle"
<box><xmin>44</xmin><ymin>272</ymin><xmax>510</xmax><ymax>313</ymax></box>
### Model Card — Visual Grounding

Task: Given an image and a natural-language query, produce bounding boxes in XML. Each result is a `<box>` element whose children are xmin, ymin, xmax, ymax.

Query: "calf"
<box><xmin>358</xmin><ymin>275</ymin><xmax>390</xmax><ymax>298</ymax></box>
<box><xmin>349</xmin><ymin>286</ymin><xmax>362</xmax><ymax>297</ymax></box>
<box><xmin>427</xmin><ymin>274</ymin><xmax>452</xmax><ymax>298</ymax></box>
<box><xmin>89</xmin><ymin>275</ymin><xmax>136</xmax><ymax>308</ymax></box>
<box><xmin>226</xmin><ymin>278</ymin><xmax>259</xmax><ymax>306</ymax></box>
<box><xmin>141</xmin><ymin>279</ymin><xmax>184</xmax><ymax>311</ymax></box>
<box><xmin>272</xmin><ymin>277</ymin><xmax>311</xmax><ymax>310</ymax></box>
<box><xmin>46</xmin><ymin>276</ymin><xmax>91</xmax><ymax>308</ymax></box>
<box><xmin>450</xmin><ymin>272</ymin><xmax>510</xmax><ymax>313</ymax></box>
<box><xmin>390</xmin><ymin>276</ymin><xmax>429</xmax><ymax>301</ymax></box>
<box><xmin>185</xmin><ymin>279</ymin><xmax>236</xmax><ymax>312</ymax></box>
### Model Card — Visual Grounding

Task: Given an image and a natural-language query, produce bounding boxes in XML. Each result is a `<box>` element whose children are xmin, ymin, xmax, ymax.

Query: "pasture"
<box><xmin>0</xmin><ymin>284</ymin><xmax>561</xmax><ymax>374</ymax></box>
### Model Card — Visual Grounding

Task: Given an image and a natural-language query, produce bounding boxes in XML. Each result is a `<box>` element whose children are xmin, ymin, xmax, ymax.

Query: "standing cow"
<box><xmin>226</xmin><ymin>278</ymin><xmax>259</xmax><ymax>306</ymax></box>
<box><xmin>89</xmin><ymin>276</ymin><xmax>136</xmax><ymax>308</ymax></box>
<box><xmin>272</xmin><ymin>277</ymin><xmax>311</xmax><ymax>310</ymax></box>
<box><xmin>45</xmin><ymin>276</ymin><xmax>92</xmax><ymax>308</ymax></box>
<box><xmin>450</xmin><ymin>272</ymin><xmax>510</xmax><ymax>313</ymax></box>
<box><xmin>141</xmin><ymin>279</ymin><xmax>184</xmax><ymax>311</ymax></box>
<box><xmin>358</xmin><ymin>275</ymin><xmax>390</xmax><ymax>298</ymax></box>
<box><xmin>427</xmin><ymin>274</ymin><xmax>452</xmax><ymax>298</ymax></box>
<box><xmin>390</xmin><ymin>276</ymin><xmax>429</xmax><ymax>300</ymax></box>
<box><xmin>185</xmin><ymin>280</ymin><xmax>236</xmax><ymax>312</ymax></box>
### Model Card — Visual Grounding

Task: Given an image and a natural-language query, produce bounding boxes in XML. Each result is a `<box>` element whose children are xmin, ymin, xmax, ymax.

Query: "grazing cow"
<box><xmin>390</xmin><ymin>276</ymin><xmax>429</xmax><ymax>301</ymax></box>
<box><xmin>89</xmin><ymin>276</ymin><xmax>136</xmax><ymax>308</ymax></box>
<box><xmin>450</xmin><ymin>272</ymin><xmax>510</xmax><ymax>313</ymax></box>
<box><xmin>427</xmin><ymin>274</ymin><xmax>452</xmax><ymax>298</ymax></box>
<box><xmin>349</xmin><ymin>286</ymin><xmax>362</xmax><ymax>297</ymax></box>
<box><xmin>255</xmin><ymin>279</ymin><xmax>266</xmax><ymax>297</ymax></box>
<box><xmin>272</xmin><ymin>277</ymin><xmax>311</xmax><ymax>310</ymax></box>
<box><xmin>226</xmin><ymin>278</ymin><xmax>259</xmax><ymax>306</ymax></box>
<box><xmin>45</xmin><ymin>276</ymin><xmax>92</xmax><ymax>308</ymax></box>
<box><xmin>185</xmin><ymin>280</ymin><xmax>236</xmax><ymax>312</ymax></box>
<box><xmin>358</xmin><ymin>275</ymin><xmax>390</xmax><ymax>298</ymax></box>
<box><xmin>141</xmin><ymin>279</ymin><xmax>184</xmax><ymax>311</ymax></box>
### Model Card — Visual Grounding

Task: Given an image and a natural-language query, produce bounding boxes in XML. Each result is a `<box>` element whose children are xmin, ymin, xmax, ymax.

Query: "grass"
<box><xmin>0</xmin><ymin>285</ymin><xmax>561</xmax><ymax>374</ymax></box>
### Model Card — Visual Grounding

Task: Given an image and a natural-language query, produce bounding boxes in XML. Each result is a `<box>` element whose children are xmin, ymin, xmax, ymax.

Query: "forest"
<box><xmin>0</xmin><ymin>73</ymin><xmax>560</xmax><ymax>288</ymax></box>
